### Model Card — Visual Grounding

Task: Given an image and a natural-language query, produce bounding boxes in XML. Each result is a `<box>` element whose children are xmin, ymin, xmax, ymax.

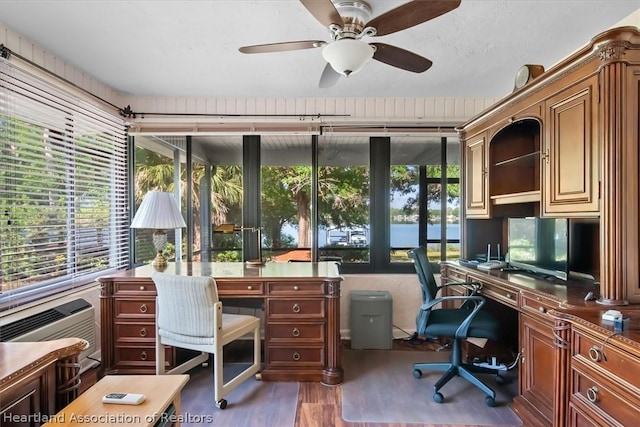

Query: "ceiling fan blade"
<box><xmin>299</xmin><ymin>0</ymin><xmax>344</xmax><ymax>28</ymax></box>
<box><xmin>371</xmin><ymin>43</ymin><xmax>432</xmax><ymax>73</ymax></box>
<box><xmin>239</xmin><ymin>40</ymin><xmax>326</xmax><ymax>54</ymax></box>
<box><xmin>319</xmin><ymin>63</ymin><xmax>341</xmax><ymax>88</ymax></box>
<box><xmin>366</xmin><ymin>0</ymin><xmax>461</xmax><ymax>36</ymax></box>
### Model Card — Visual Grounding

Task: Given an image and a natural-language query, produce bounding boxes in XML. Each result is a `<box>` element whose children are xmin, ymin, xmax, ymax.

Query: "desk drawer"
<box><xmin>115</xmin><ymin>322</ymin><xmax>155</xmax><ymax>343</ymax></box>
<box><xmin>266</xmin><ymin>298</ymin><xmax>325</xmax><ymax>319</ymax></box>
<box><xmin>443</xmin><ymin>267</ymin><xmax>467</xmax><ymax>282</ymax></box>
<box><xmin>572</xmin><ymin>328</ymin><xmax>640</xmax><ymax>390</ymax></box>
<box><xmin>571</xmin><ymin>361</ymin><xmax>640</xmax><ymax>426</ymax></box>
<box><xmin>520</xmin><ymin>291</ymin><xmax>557</xmax><ymax>316</ymax></box>
<box><xmin>267</xmin><ymin>346</ymin><xmax>325</xmax><ymax>367</ymax></box>
<box><xmin>114</xmin><ymin>281</ymin><xmax>157</xmax><ymax>295</ymax></box>
<box><xmin>115</xmin><ymin>299</ymin><xmax>156</xmax><ymax>318</ymax></box>
<box><xmin>267</xmin><ymin>282</ymin><xmax>324</xmax><ymax>295</ymax></box>
<box><xmin>114</xmin><ymin>345</ymin><xmax>173</xmax><ymax>367</ymax></box>
<box><xmin>475</xmin><ymin>281</ymin><xmax>518</xmax><ymax>308</ymax></box>
<box><xmin>266</xmin><ymin>322</ymin><xmax>325</xmax><ymax>343</ymax></box>
<box><xmin>216</xmin><ymin>281</ymin><xmax>264</xmax><ymax>296</ymax></box>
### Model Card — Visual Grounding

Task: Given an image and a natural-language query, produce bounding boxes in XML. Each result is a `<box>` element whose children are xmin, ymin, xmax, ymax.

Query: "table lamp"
<box><xmin>214</xmin><ymin>223</ymin><xmax>263</xmax><ymax>266</ymax></box>
<box><xmin>130</xmin><ymin>191</ymin><xmax>187</xmax><ymax>269</ymax></box>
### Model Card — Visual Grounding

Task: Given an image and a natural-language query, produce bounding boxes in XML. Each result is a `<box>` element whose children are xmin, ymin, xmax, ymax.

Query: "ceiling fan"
<box><xmin>239</xmin><ymin>0</ymin><xmax>462</xmax><ymax>88</ymax></box>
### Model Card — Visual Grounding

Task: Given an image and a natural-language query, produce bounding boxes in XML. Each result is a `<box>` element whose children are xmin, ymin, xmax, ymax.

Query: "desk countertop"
<box><xmin>445</xmin><ymin>261</ymin><xmax>640</xmax><ymax>351</ymax></box>
<box><xmin>98</xmin><ymin>261</ymin><xmax>343</xmax><ymax>281</ymax></box>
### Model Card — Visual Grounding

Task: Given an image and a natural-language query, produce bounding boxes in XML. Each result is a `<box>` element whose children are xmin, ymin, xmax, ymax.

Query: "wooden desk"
<box><xmin>42</xmin><ymin>374</ymin><xmax>189</xmax><ymax>427</ymax></box>
<box><xmin>98</xmin><ymin>262</ymin><xmax>344</xmax><ymax>384</ymax></box>
<box><xmin>441</xmin><ymin>262</ymin><xmax>640</xmax><ymax>427</ymax></box>
<box><xmin>1</xmin><ymin>338</ymin><xmax>88</xmax><ymax>423</ymax></box>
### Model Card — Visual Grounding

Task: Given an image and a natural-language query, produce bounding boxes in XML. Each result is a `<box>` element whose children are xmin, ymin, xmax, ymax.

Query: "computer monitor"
<box><xmin>507</xmin><ymin>217</ymin><xmax>569</xmax><ymax>280</ymax></box>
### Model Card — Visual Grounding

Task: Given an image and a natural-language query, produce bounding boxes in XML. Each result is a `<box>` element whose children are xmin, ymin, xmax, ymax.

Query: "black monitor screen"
<box><xmin>507</xmin><ymin>217</ymin><xmax>569</xmax><ymax>280</ymax></box>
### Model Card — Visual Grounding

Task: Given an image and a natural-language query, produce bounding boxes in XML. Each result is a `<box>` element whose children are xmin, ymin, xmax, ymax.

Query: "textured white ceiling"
<box><xmin>0</xmin><ymin>1</ymin><xmax>638</xmax><ymax>100</ymax></box>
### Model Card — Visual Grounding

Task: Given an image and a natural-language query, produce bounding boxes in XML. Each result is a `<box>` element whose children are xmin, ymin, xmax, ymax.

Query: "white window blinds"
<box><xmin>0</xmin><ymin>59</ymin><xmax>129</xmax><ymax>309</ymax></box>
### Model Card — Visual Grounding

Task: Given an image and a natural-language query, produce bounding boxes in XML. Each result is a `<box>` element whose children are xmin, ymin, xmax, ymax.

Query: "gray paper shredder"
<box><xmin>350</xmin><ymin>290</ymin><xmax>393</xmax><ymax>350</ymax></box>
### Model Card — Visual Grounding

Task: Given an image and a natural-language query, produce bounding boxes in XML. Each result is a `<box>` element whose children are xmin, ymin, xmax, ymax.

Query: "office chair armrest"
<box><xmin>420</xmin><ymin>295</ymin><xmax>486</xmax><ymax>339</ymax></box>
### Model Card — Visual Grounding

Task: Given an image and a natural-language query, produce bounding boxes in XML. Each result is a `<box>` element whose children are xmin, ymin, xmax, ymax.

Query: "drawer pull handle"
<box><xmin>588</xmin><ymin>346</ymin><xmax>602</xmax><ymax>362</ymax></box>
<box><xmin>140</xmin><ymin>351</ymin><xmax>148</xmax><ymax>361</ymax></box>
<box><xmin>292</xmin><ymin>328</ymin><xmax>300</xmax><ymax>337</ymax></box>
<box><xmin>140</xmin><ymin>285</ymin><xmax>146</xmax><ymax>291</ymax></box>
<box><xmin>293</xmin><ymin>285</ymin><xmax>299</xmax><ymax>291</ymax></box>
<box><xmin>247</xmin><ymin>285</ymin><xmax>253</xmax><ymax>290</ymax></box>
<box><xmin>506</xmin><ymin>293</ymin><xmax>512</xmax><ymax>299</ymax></box>
<box><xmin>139</xmin><ymin>327</ymin><xmax>147</xmax><ymax>337</ymax></box>
<box><xmin>140</xmin><ymin>303</ymin><xmax>148</xmax><ymax>313</ymax></box>
<box><xmin>586</xmin><ymin>386</ymin><xmax>599</xmax><ymax>403</ymax></box>
<box><xmin>538</xmin><ymin>306</ymin><xmax>546</xmax><ymax>313</ymax></box>
<box><xmin>292</xmin><ymin>352</ymin><xmax>301</xmax><ymax>361</ymax></box>
<box><xmin>292</xmin><ymin>303</ymin><xmax>301</xmax><ymax>313</ymax></box>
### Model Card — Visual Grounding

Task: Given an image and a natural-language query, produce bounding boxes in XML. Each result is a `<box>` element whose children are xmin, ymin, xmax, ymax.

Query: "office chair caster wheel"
<box><xmin>495</xmin><ymin>374</ymin><xmax>505</xmax><ymax>385</ymax></box>
<box><xmin>433</xmin><ymin>392</ymin><xmax>444</xmax><ymax>403</ymax></box>
<box><xmin>413</xmin><ymin>369</ymin><xmax>422</xmax><ymax>378</ymax></box>
<box><xmin>485</xmin><ymin>396</ymin><xmax>496</xmax><ymax>407</ymax></box>
<box><xmin>216</xmin><ymin>399</ymin><xmax>227</xmax><ymax>409</ymax></box>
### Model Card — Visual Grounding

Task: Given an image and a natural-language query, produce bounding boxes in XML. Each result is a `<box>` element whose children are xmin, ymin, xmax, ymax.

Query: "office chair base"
<box><xmin>413</xmin><ymin>363</ymin><xmax>498</xmax><ymax>407</ymax></box>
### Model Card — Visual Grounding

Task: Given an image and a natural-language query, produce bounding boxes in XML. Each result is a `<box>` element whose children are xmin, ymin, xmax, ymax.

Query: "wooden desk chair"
<box><xmin>152</xmin><ymin>272</ymin><xmax>261</xmax><ymax>409</ymax></box>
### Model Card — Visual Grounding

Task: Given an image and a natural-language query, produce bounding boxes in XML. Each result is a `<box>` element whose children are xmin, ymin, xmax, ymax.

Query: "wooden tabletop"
<box><xmin>42</xmin><ymin>374</ymin><xmax>190</xmax><ymax>426</ymax></box>
<box><xmin>97</xmin><ymin>261</ymin><xmax>343</xmax><ymax>281</ymax></box>
<box><xmin>1</xmin><ymin>338</ymin><xmax>88</xmax><ymax>387</ymax></box>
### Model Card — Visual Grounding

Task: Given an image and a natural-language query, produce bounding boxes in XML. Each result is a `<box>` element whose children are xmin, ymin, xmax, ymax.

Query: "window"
<box><xmin>393</xmin><ymin>136</ymin><xmax>460</xmax><ymax>265</ymax></box>
<box><xmin>132</xmin><ymin>140</ymin><xmax>184</xmax><ymax>265</ymax></box>
<box><xmin>261</xmin><ymin>136</ymin><xmax>313</xmax><ymax>262</ymax></box>
<box><xmin>0</xmin><ymin>60</ymin><xmax>128</xmax><ymax>310</ymax></box>
<box><xmin>130</xmin><ymin>132</ymin><xmax>458</xmax><ymax>274</ymax></box>
<box><xmin>318</xmin><ymin>136</ymin><xmax>370</xmax><ymax>264</ymax></box>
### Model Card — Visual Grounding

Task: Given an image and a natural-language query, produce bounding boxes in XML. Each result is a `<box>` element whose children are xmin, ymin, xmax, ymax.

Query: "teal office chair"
<box><xmin>408</xmin><ymin>247</ymin><xmax>503</xmax><ymax>407</ymax></box>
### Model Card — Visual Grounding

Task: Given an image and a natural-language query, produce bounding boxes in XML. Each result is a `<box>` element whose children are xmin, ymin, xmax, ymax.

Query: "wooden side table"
<box><xmin>42</xmin><ymin>374</ymin><xmax>189</xmax><ymax>427</ymax></box>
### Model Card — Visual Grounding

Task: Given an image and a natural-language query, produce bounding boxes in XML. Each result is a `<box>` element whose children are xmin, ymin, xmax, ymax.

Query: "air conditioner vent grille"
<box><xmin>0</xmin><ymin>298</ymin><xmax>92</xmax><ymax>341</ymax></box>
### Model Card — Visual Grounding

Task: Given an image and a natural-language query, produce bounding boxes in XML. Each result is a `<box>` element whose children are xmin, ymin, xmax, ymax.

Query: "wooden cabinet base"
<box><xmin>512</xmin><ymin>396</ymin><xmax>552</xmax><ymax>427</ymax></box>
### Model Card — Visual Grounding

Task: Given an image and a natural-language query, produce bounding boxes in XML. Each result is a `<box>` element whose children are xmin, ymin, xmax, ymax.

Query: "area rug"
<box><xmin>342</xmin><ymin>349</ymin><xmax>522</xmax><ymax>426</ymax></box>
<box><xmin>180</xmin><ymin>363</ymin><xmax>299</xmax><ymax>427</ymax></box>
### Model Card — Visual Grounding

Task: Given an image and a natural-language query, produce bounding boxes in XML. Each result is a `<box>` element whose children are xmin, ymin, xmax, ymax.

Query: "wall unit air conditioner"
<box><xmin>0</xmin><ymin>298</ymin><xmax>97</xmax><ymax>372</ymax></box>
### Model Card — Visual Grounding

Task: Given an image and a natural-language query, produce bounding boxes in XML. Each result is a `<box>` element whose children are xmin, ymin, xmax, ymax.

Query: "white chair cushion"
<box><xmin>158</xmin><ymin>313</ymin><xmax>258</xmax><ymax>345</ymax></box>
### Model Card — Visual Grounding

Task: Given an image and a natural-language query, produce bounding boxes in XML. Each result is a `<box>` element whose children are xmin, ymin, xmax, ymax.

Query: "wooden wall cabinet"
<box><xmin>543</xmin><ymin>76</ymin><xmax>599</xmax><ymax>216</ymax></box>
<box><xmin>459</xmin><ymin>27</ymin><xmax>640</xmax><ymax>304</ymax></box>
<box><xmin>464</xmin><ymin>132</ymin><xmax>490</xmax><ymax>218</ymax></box>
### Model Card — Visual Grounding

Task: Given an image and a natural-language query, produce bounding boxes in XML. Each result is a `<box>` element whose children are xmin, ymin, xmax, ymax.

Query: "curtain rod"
<box><xmin>119</xmin><ymin>105</ymin><xmax>350</xmax><ymax>119</ymax></box>
<box><xmin>1</xmin><ymin>44</ymin><xmax>122</xmax><ymax>113</ymax></box>
<box><xmin>0</xmin><ymin>45</ymin><xmax>351</xmax><ymax>121</ymax></box>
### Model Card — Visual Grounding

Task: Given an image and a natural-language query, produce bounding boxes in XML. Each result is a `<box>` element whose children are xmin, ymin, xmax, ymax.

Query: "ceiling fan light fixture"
<box><xmin>322</xmin><ymin>38</ymin><xmax>374</xmax><ymax>76</ymax></box>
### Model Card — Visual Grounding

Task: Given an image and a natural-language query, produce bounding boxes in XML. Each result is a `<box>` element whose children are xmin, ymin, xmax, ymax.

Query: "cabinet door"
<box><xmin>519</xmin><ymin>312</ymin><xmax>555</xmax><ymax>425</ymax></box>
<box><xmin>543</xmin><ymin>76</ymin><xmax>599</xmax><ymax>216</ymax></box>
<box><xmin>464</xmin><ymin>132</ymin><xmax>490</xmax><ymax>218</ymax></box>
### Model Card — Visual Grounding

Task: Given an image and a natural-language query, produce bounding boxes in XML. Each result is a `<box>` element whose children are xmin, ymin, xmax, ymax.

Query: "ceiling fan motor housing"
<box><xmin>332</xmin><ymin>0</ymin><xmax>373</xmax><ymax>38</ymax></box>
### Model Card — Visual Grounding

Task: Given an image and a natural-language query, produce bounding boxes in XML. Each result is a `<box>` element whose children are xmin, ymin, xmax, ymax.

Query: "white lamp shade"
<box><xmin>322</xmin><ymin>39</ymin><xmax>374</xmax><ymax>76</ymax></box>
<box><xmin>130</xmin><ymin>191</ymin><xmax>187</xmax><ymax>229</ymax></box>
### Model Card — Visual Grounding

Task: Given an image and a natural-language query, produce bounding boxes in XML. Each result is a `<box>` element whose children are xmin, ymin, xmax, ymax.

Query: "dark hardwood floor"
<box><xmin>225</xmin><ymin>338</ymin><xmax>519</xmax><ymax>427</ymax></box>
